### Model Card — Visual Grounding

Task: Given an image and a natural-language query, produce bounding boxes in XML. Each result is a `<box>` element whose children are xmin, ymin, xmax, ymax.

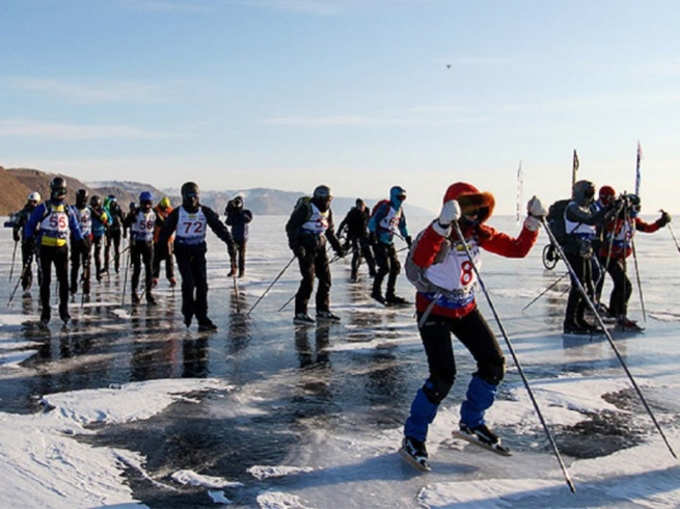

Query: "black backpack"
<box><xmin>547</xmin><ymin>199</ymin><xmax>571</xmax><ymax>246</ymax></box>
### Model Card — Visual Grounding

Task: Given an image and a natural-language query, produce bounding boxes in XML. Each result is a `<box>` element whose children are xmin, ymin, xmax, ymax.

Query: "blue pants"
<box><xmin>404</xmin><ymin>309</ymin><xmax>505</xmax><ymax>442</ymax></box>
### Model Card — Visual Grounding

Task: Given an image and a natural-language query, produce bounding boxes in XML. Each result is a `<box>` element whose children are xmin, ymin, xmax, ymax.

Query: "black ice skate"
<box><xmin>399</xmin><ymin>436</ymin><xmax>430</xmax><ymax>471</ymax></box>
<box><xmin>452</xmin><ymin>422</ymin><xmax>511</xmax><ymax>456</ymax></box>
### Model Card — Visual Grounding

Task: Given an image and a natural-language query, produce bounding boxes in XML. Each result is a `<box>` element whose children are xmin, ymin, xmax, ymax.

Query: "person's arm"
<box><xmin>203</xmin><ymin>206</ymin><xmax>236</xmax><ymax>260</ymax></box>
<box><xmin>325</xmin><ymin>209</ymin><xmax>343</xmax><ymax>253</ymax></box>
<box><xmin>243</xmin><ymin>210</ymin><xmax>253</xmax><ymax>223</ymax></box>
<box><xmin>635</xmin><ymin>216</ymin><xmax>663</xmax><ymax>233</ymax></box>
<box><xmin>24</xmin><ymin>205</ymin><xmax>45</xmax><ymax>241</ymax></box>
<box><xmin>337</xmin><ymin>212</ymin><xmax>350</xmax><ymax>236</ymax></box>
<box><xmin>565</xmin><ymin>202</ymin><xmax>610</xmax><ymax>226</ymax></box>
<box><xmin>398</xmin><ymin>212</ymin><xmax>411</xmax><ymax>245</ymax></box>
<box><xmin>68</xmin><ymin>207</ymin><xmax>84</xmax><ymax>241</ymax></box>
<box><xmin>479</xmin><ymin>224</ymin><xmax>538</xmax><ymax>258</ymax></box>
<box><xmin>158</xmin><ymin>208</ymin><xmax>179</xmax><ymax>245</ymax></box>
<box><xmin>12</xmin><ymin>210</ymin><xmax>24</xmax><ymax>242</ymax></box>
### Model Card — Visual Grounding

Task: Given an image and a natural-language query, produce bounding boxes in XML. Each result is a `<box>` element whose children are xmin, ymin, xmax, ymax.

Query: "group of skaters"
<box><xmin>555</xmin><ymin>180</ymin><xmax>670</xmax><ymax>334</ymax></box>
<box><xmin>12</xmin><ymin>178</ymin><xmax>252</xmax><ymax>331</ymax></box>
<box><xmin>8</xmin><ymin>175</ymin><xmax>673</xmax><ymax>470</ymax></box>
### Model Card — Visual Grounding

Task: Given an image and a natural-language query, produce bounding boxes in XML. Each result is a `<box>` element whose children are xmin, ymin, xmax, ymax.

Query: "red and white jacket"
<box><xmin>599</xmin><ymin>216</ymin><xmax>661</xmax><ymax>260</ymax></box>
<box><xmin>412</xmin><ymin>182</ymin><xmax>538</xmax><ymax>320</ymax></box>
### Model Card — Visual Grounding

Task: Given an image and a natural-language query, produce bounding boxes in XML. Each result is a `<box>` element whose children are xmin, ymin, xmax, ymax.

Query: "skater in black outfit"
<box><xmin>286</xmin><ymin>185</ymin><xmax>344</xmax><ymax>325</ymax></box>
<box><xmin>12</xmin><ymin>192</ymin><xmax>42</xmax><ymax>297</ymax></box>
<box><xmin>225</xmin><ymin>194</ymin><xmax>253</xmax><ymax>278</ymax></box>
<box><xmin>24</xmin><ymin>177</ymin><xmax>84</xmax><ymax>325</ymax></box>
<box><xmin>159</xmin><ymin>182</ymin><xmax>237</xmax><ymax>331</ymax></box>
<box><xmin>104</xmin><ymin>195</ymin><xmax>125</xmax><ymax>274</ymax></box>
<box><xmin>562</xmin><ymin>180</ymin><xmax>616</xmax><ymax>334</ymax></box>
<box><xmin>124</xmin><ymin>191</ymin><xmax>157</xmax><ymax>305</ymax></box>
<box><xmin>336</xmin><ymin>199</ymin><xmax>376</xmax><ymax>281</ymax></box>
<box><xmin>70</xmin><ymin>189</ymin><xmax>93</xmax><ymax>297</ymax></box>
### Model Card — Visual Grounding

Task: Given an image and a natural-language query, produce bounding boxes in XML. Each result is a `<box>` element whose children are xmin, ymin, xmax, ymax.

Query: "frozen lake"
<box><xmin>0</xmin><ymin>214</ymin><xmax>678</xmax><ymax>508</ymax></box>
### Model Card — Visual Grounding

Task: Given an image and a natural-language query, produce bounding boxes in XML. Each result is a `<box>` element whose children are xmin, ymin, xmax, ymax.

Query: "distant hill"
<box><xmin>0</xmin><ymin>169</ymin><xmax>152</xmax><ymax>215</ymax></box>
<box><xmin>161</xmin><ymin>187</ymin><xmax>433</xmax><ymax>217</ymax></box>
<box><xmin>0</xmin><ymin>168</ymin><xmax>433</xmax><ymax>217</ymax></box>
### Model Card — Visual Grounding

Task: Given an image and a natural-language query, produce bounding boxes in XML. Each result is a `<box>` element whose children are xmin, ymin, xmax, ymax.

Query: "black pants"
<box><xmin>93</xmin><ymin>235</ymin><xmax>105</xmax><ymax>279</ymax></box>
<box><xmin>70</xmin><ymin>237</ymin><xmax>92</xmax><ymax>294</ymax></box>
<box><xmin>418</xmin><ymin>308</ymin><xmax>505</xmax><ymax>404</ymax></box>
<box><xmin>175</xmin><ymin>243</ymin><xmax>209</xmax><ymax>322</ymax></box>
<box><xmin>152</xmin><ymin>241</ymin><xmax>175</xmax><ymax>280</ymax></box>
<box><xmin>373</xmin><ymin>242</ymin><xmax>400</xmax><ymax>296</ymax></box>
<box><xmin>564</xmin><ymin>251</ymin><xmax>594</xmax><ymax>325</ymax></box>
<box><xmin>21</xmin><ymin>242</ymin><xmax>39</xmax><ymax>291</ymax></box>
<box><xmin>131</xmin><ymin>241</ymin><xmax>154</xmax><ymax>297</ymax></box>
<box><xmin>294</xmin><ymin>246</ymin><xmax>331</xmax><ymax>315</ymax></box>
<box><xmin>235</xmin><ymin>239</ymin><xmax>247</xmax><ymax>275</ymax></box>
<box><xmin>105</xmin><ymin>229</ymin><xmax>122</xmax><ymax>273</ymax></box>
<box><xmin>39</xmin><ymin>245</ymin><xmax>69</xmax><ymax>317</ymax></box>
<box><xmin>601</xmin><ymin>258</ymin><xmax>631</xmax><ymax>317</ymax></box>
<box><xmin>350</xmin><ymin>236</ymin><xmax>376</xmax><ymax>278</ymax></box>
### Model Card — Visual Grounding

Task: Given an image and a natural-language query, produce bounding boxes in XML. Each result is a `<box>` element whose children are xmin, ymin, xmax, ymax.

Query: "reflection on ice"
<box><xmin>0</xmin><ymin>216</ymin><xmax>678</xmax><ymax>507</ymax></box>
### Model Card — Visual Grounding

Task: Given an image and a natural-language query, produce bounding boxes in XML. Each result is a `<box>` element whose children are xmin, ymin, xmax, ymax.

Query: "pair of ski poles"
<box><xmin>419</xmin><ymin>219</ymin><xmax>676</xmax><ymax>495</ymax></box>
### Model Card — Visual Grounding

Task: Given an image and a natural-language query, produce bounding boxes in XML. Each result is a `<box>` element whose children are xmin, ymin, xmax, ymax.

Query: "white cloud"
<box><xmin>7</xmin><ymin>77</ymin><xmax>171</xmax><ymax>104</ymax></box>
<box><xmin>0</xmin><ymin>120</ymin><xmax>170</xmax><ymax>140</ymax></box>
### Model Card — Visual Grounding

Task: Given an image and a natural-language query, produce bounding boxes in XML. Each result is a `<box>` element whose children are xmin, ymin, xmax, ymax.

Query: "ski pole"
<box><xmin>247</xmin><ymin>255</ymin><xmax>296</xmax><ymax>316</ymax></box>
<box><xmin>278</xmin><ymin>292</ymin><xmax>296</xmax><ymax>313</ymax></box>
<box><xmin>121</xmin><ymin>241</ymin><xmax>131</xmax><ymax>306</ymax></box>
<box><xmin>522</xmin><ymin>272</ymin><xmax>569</xmax><ymax>312</ymax></box>
<box><xmin>541</xmin><ymin>217</ymin><xmax>677</xmax><ymax>459</ymax></box>
<box><xmin>453</xmin><ymin>221</ymin><xmax>576</xmax><ymax>493</ymax></box>
<box><xmin>7</xmin><ymin>261</ymin><xmax>30</xmax><ymax>306</ymax></box>
<box><xmin>666</xmin><ymin>220</ymin><xmax>680</xmax><ymax>255</ymax></box>
<box><xmin>630</xmin><ymin>238</ymin><xmax>646</xmax><ymax>326</ymax></box>
<box><xmin>9</xmin><ymin>240</ymin><xmax>18</xmax><ymax>281</ymax></box>
<box><xmin>417</xmin><ymin>292</ymin><xmax>441</xmax><ymax>329</ymax></box>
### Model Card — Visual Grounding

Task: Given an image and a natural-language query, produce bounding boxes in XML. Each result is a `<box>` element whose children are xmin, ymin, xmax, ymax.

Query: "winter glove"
<box><xmin>13</xmin><ymin>230</ymin><xmax>20</xmax><ymax>243</ymax></box>
<box><xmin>434</xmin><ymin>199</ymin><xmax>461</xmax><ymax>236</ymax></box>
<box><xmin>658</xmin><ymin>210</ymin><xmax>671</xmax><ymax>227</ymax></box>
<box><xmin>293</xmin><ymin>245</ymin><xmax>306</xmax><ymax>259</ymax></box>
<box><xmin>524</xmin><ymin>196</ymin><xmax>546</xmax><ymax>231</ymax></box>
<box><xmin>405</xmin><ymin>235</ymin><xmax>412</xmax><ymax>248</ymax></box>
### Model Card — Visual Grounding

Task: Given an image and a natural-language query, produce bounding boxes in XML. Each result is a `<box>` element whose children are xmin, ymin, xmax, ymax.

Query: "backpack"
<box><xmin>370</xmin><ymin>199</ymin><xmax>390</xmax><ymax>221</ymax></box>
<box><xmin>404</xmin><ymin>226</ymin><xmax>455</xmax><ymax>296</ymax></box>
<box><xmin>547</xmin><ymin>199</ymin><xmax>570</xmax><ymax>246</ymax></box>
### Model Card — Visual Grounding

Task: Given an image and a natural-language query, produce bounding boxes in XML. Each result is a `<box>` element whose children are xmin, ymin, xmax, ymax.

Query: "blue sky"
<box><xmin>1</xmin><ymin>0</ymin><xmax>679</xmax><ymax>214</ymax></box>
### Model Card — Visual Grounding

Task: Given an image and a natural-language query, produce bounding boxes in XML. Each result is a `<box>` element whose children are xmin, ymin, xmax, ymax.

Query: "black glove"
<box><xmin>405</xmin><ymin>235</ymin><xmax>412</xmax><ymax>248</ymax></box>
<box><xmin>13</xmin><ymin>231</ymin><xmax>20</xmax><ymax>243</ymax></box>
<box><xmin>659</xmin><ymin>210</ymin><xmax>671</xmax><ymax>227</ymax></box>
<box><xmin>335</xmin><ymin>246</ymin><xmax>345</xmax><ymax>258</ymax></box>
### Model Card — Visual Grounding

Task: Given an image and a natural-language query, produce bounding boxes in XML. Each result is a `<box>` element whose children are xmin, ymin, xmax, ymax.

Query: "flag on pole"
<box><xmin>516</xmin><ymin>161</ymin><xmax>523</xmax><ymax>224</ymax></box>
<box><xmin>572</xmin><ymin>149</ymin><xmax>579</xmax><ymax>187</ymax></box>
<box><xmin>635</xmin><ymin>141</ymin><xmax>642</xmax><ymax>196</ymax></box>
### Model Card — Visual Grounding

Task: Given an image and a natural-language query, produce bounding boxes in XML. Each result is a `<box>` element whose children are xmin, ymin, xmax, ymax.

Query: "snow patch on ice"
<box><xmin>256</xmin><ymin>491</ymin><xmax>315</xmax><ymax>509</ymax></box>
<box><xmin>42</xmin><ymin>377</ymin><xmax>233</xmax><ymax>427</ymax></box>
<box><xmin>0</xmin><ymin>313</ymin><xmax>37</xmax><ymax>326</ymax></box>
<box><xmin>112</xmin><ymin>308</ymin><xmax>132</xmax><ymax>319</ymax></box>
<box><xmin>248</xmin><ymin>465</ymin><xmax>315</xmax><ymax>480</ymax></box>
<box><xmin>171</xmin><ymin>469</ymin><xmax>243</xmax><ymax>489</ymax></box>
<box><xmin>0</xmin><ymin>378</ymin><xmax>233</xmax><ymax>508</ymax></box>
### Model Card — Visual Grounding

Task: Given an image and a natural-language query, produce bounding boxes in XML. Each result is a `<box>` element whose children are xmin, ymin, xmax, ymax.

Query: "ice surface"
<box><xmin>0</xmin><ymin>215</ymin><xmax>679</xmax><ymax>508</ymax></box>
